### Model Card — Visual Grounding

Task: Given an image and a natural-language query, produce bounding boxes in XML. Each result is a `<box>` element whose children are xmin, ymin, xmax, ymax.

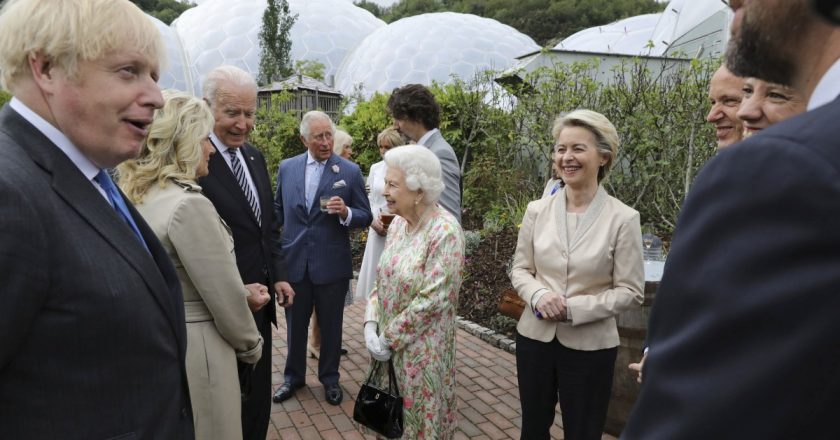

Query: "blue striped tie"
<box><xmin>94</xmin><ymin>170</ymin><xmax>149</xmax><ymax>252</ymax></box>
<box><xmin>228</xmin><ymin>149</ymin><xmax>262</xmax><ymax>226</ymax></box>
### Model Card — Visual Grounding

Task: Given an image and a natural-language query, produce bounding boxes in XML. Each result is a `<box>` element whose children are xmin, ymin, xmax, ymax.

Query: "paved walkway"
<box><xmin>268</xmin><ymin>299</ymin><xmax>618</xmax><ymax>440</ymax></box>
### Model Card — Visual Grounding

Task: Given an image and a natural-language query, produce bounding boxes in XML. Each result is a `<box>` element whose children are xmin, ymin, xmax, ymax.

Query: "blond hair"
<box><xmin>377</xmin><ymin>127</ymin><xmax>407</xmax><ymax>148</ymax></box>
<box><xmin>333</xmin><ymin>129</ymin><xmax>353</xmax><ymax>155</ymax></box>
<box><xmin>551</xmin><ymin>109</ymin><xmax>619</xmax><ymax>182</ymax></box>
<box><xmin>0</xmin><ymin>0</ymin><xmax>164</xmax><ymax>91</ymax></box>
<box><xmin>117</xmin><ymin>90</ymin><xmax>214</xmax><ymax>204</ymax></box>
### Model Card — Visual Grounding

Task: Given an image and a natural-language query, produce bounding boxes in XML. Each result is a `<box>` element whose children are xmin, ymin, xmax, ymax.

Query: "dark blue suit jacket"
<box><xmin>274</xmin><ymin>152</ymin><xmax>371</xmax><ymax>285</ymax></box>
<box><xmin>622</xmin><ymin>97</ymin><xmax>840</xmax><ymax>438</ymax></box>
<box><xmin>0</xmin><ymin>106</ymin><xmax>193</xmax><ymax>439</ymax></box>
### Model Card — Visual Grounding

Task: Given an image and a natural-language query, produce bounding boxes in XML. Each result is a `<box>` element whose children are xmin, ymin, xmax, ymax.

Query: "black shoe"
<box><xmin>325</xmin><ymin>384</ymin><xmax>343</xmax><ymax>405</ymax></box>
<box><xmin>272</xmin><ymin>382</ymin><xmax>303</xmax><ymax>403</ymax></box>
<box><xmin>339</xmin><ymin>347</ymin><xmax>348</xmax><ymax>356</ymax></box>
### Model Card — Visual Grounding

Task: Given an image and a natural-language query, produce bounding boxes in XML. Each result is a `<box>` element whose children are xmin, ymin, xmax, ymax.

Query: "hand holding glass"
<box><xmin>320</xmin><ymin>196</ymin><xmax>332</xmax><ymax>213</ymax></box>
<box><xmin>380</xmin><ymin>205</ymin><xmax>395</xmax><ymax>230</ymax></box>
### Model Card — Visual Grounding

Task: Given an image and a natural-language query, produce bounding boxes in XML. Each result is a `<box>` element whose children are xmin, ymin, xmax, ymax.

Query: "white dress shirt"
<box><xmin>10</xmin><ymin>97</ymin><xmax>109</xmax><ymax>201</ymax></box>
<box><xmin>808</xmin><ymin>57</ymin><xmax>840</xmax><ymax>110</ymax></box>
<box><xmin>306</xmin><ymin>151</ymin><xmax>353</xmax><ymax>226</ymax></box>
<box><xmin>209</xmin><ymin>132</ymin><xmax>261</xmax><ymax>212</ymax></box>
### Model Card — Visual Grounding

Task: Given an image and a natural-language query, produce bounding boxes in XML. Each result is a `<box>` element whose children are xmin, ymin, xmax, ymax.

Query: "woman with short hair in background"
<box><xmin>355</xmin><ymin>127</ymin><xmax>408</xmax><ymax>301</ymax></box>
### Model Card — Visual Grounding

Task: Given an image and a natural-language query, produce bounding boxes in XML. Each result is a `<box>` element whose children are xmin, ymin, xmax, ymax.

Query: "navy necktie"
<box><xmin>228</xmin><ymin>149</ymin><xmax>262</xmax><ymax>226</ymax></box>
<box><xmin>94</xmin><ymin>170</ymin><xmax>149</xmax><ymax>252</ymax></box>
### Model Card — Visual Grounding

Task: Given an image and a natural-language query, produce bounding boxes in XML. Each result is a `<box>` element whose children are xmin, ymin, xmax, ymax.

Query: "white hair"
<box><xmin>383</xmin><ymin>145</ymin><xmax>444</xmax><ymax>205</ymax></box>
<box><xmin>332</xmin><ymin>129</ymin><xmax>352</xmax><ymax>155</ymax></box>
<box><xmin>299</xmin><ymin>110</ymin><xmax>334</xmax><ymax>139</ymax></box>
<box><xmin>202</xmin><ymin>65</ymin><xmax>257</xmax><ymax>106</ymax></box>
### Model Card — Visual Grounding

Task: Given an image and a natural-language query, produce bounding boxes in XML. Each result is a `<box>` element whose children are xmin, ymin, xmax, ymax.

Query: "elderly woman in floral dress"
<box><xmin>362</xmin><ymin>145</ymin><xmax>465</xmax><ymax>439</ymax></box>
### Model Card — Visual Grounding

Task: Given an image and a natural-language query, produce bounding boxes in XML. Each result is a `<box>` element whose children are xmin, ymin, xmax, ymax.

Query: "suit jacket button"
<box><xmin>181</xmin><ymin>407</ymin><xmax>188</xmax><ymax>418</ymax></box>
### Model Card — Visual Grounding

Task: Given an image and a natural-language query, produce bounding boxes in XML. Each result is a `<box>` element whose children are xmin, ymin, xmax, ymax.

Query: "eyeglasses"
<box><xmin>310</xmin><ymin>131</ymin><xmax>333</xmax><ymax>142</ymax></box>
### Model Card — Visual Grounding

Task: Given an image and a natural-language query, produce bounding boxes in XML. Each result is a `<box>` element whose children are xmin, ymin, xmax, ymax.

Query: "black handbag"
<box><xmin>353</xmin><ymin>359</ymin><xmax>404</xmax><ymax>439</ymax></box>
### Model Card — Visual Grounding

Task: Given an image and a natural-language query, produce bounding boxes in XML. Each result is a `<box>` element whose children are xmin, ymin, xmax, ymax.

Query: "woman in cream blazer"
<box><xmin>118</xmin><ymin>91</ymin><xmax>264</xmax><ymax>440</ymax></box>
<box><xmin>510</xmin><ymin>110</ymin><xmax>644</xmax><ymax>440</ymax></box>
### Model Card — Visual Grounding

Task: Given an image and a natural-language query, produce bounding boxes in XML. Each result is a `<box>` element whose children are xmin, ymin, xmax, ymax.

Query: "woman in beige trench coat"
<box><xmin>118</xmin><ymin>90</ymin><xmax>264</xmax><ymax>440</ymax></box>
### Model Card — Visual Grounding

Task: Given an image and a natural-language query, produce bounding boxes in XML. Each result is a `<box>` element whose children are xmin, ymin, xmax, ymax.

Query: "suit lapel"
<box><xmin>554</xmin><ymin>189</ymin><xmax>569</xmax><ymax>251</ymax></box>
<box><xmin>240</xmin><ymin>143</ymin><xmax>269</xmax><ymax>229</ymax></box>
<box><xmin>311</xmin><ymin>154</ymin><xmax>339</xmax><ymax>216</ymax></box>
<box><xmin>569</xmin><ymin>186</ymin><xmax>608</xmax><ymax>253</ymax></box>
<box><xmin>208</xmin><ymin>140</ymin><xmax>260</xmax><ymax>227</ymax></box>
<box><xmin>8</xmin><ymin>107</ymin><xmax>184</xmax><ymax>343</ymax></box>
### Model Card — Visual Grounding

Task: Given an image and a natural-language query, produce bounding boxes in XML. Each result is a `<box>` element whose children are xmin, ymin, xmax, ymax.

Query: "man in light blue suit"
<box><xmin>272</xmin><ymin>111</ymin><xmax>372</xmax><ymax>406</ymax></box>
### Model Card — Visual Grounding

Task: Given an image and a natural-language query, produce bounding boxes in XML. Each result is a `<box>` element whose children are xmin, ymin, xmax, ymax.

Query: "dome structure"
<box><xmin>556</xmin><ymin>14</ymin><xmax>661</xmax><ymax>56</ymax></box>
<box><xmin>147</xmin><ymin>14</ymin><xmax>193</xmax><ymax>93</ymax></box>
<box><xmin>335</xmin><ymin>12</ymin><xmax>539</xmax><ymax>99</ymax></box>
<box><xmin>556</xmin><ymin>0</ymin><xmax>732</xmax><ymax>58</ymax></box>
<box><xmin>172</xmin><ymin>0</ymin><xmax>385</xmax><ymax>96</ymax></box>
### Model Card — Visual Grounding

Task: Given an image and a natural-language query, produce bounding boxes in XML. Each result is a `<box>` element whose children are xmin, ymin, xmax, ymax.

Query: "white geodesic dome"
<box><xmin>171</xmin><ymin>0</ymin><xmax>384</xmax><ymax>96</ymax></box>
<box><xmin>556</xmin><ymin>0</ymin><xmax>732</xmax><ymax>58</ymax></box>
<box><xmin>556</xmin><ymin>14</ymin><xmax>661</xmax><ymax>56</ymax></box>
<box><xmin>335</xmin><ymin>12</ymin><xmax>539</xmax><ymax>99</ymax></box>
<box><xmin>147</xmin><ymin>14</ymin><xmax>193</xmax><ymax>93</ymax></box>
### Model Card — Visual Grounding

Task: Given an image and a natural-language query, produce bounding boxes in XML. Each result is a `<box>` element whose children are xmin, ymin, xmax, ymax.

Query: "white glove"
<box><xmin>373</xmin><ymin>333</ymin><xmax>391</xmax><ymax>361</ymax></box>
<box><xmin>364</xmin><ymin>322</ymin><xmax>392</xmax><ymax>361</ymax></box>
<box><xmin>364</xmin><ymin>322</ymin><xmax>380</xmax><ymax>353</ymax></box>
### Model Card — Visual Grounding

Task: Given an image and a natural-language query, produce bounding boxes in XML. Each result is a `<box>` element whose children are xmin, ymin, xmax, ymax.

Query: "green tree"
<box><xmin>130</xmin><ymin>0</ymin><xmax>194</xmax><ymax>24</ymax></box>
<box><xmin>354</xmin><ymin>0</ymin><xmax>384</xmax><ymax>16</ymax></box>
<box><xmin>294</xmin><ymin>60</ymin><xmax>326</xmax><ymax>81</ymax></box>
<box><xmin>0</xmin><ymin>90</ymin><xmax>11</xmax><ymax>108</ymax></box>
<box><xmin>258</xmin><ymin>0</ymin><xmax>297</xmax><ymax>86</ymax></box>
<box><xmin>249</xmin><ymin>91</ymin><xmax>304</xmax><ymax>187</ymax></box>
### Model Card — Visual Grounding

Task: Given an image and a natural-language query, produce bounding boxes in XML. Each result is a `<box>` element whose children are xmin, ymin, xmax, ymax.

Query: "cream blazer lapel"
<box><xmin>555</xmin><ymin>186</ymin><xmax>608</xmax><ymax>253</ymax></box>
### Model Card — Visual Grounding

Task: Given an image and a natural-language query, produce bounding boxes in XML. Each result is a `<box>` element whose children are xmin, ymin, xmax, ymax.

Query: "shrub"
<box><xmin>249</xmin><ymin>90</ymin><xmax>304</xmax><ymax>188</ymax></box>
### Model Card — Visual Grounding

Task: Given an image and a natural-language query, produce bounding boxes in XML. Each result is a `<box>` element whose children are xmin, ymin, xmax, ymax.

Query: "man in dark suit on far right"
<box><xmin>623</xmin><ymin>1</ymin><xmax>840</xmax><ymax>439</ymax></box>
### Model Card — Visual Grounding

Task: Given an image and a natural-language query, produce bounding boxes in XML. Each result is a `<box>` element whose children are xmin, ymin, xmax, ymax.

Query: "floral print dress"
<box><xmin>363</xmin><ymin>207</ymin><xmax>465</xmax><ymax>439</ymax></box>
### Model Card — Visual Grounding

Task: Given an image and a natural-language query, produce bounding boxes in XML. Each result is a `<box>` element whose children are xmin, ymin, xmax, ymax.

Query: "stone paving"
<box><xmin>267</xmin><ymin>299</ymin><xmax>618</xmax><ymax>440</ymax></box>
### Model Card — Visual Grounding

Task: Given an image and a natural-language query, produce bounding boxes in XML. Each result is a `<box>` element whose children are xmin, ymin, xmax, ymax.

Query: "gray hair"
<box><xmin>332</xmin><ymin>129</ymin><xmax>353</xmax><ymax>155</ymax></box>
<box><xmin>202</xmin><ymin>65</ymin><xmax>257</xmax><ymax>107</ymax></box>
<box><xmin>299</xmin><ymin>110</ymin><xmax>334</xmax><ymax>139</ymax></box>
<box><xmin>383</xmin><ymin>145</ymin><xmax>444</xmax><ymax>205</ymax></box>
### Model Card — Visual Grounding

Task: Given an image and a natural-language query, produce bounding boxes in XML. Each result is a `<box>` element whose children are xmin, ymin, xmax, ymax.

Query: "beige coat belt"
<box><xmin>184</xmin><ymin>301</ymin><xmax>214</xmax><ymax>322</ymax></box>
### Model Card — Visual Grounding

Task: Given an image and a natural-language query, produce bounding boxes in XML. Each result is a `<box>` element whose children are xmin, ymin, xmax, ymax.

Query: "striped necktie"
<box><xmin>94</xmin><ymin>170</ymin><xmax>149</xmax><ymax>252</ymax></box>
<box><xmin>227</xmin><ymin>148</ymin><xmax>262</xmax><ymax>226</ymax></box>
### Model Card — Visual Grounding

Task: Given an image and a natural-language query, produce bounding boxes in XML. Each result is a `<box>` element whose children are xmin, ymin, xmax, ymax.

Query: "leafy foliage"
<box><xmin>334</xmin><ymin>57</ymin><xmax>717</xmax><ymax>239</ymax></box>
<box><xmin>0</xmin><ymin>90</ymin><xmax>10</xmax><ymax>107</ymax></box>
<box><xmin>129</xmin><ymin>0</ymin><xmax>193</xmax><ymax>24</ymax></box>
<box><xmin>249</xmin><ymin>91</ymin><xmax>304</xmax><ymax>187</ymax></box>
<box><xmin>294</xmin><ymin>60</ymin><xmax>326</xmax><ymax>81</ymax></box>
<box><xmin>337</xmin><ymin>93</ymin><xmax>393</xmax><ymax>173</ymax></box>
<box><xmin>258</xmin><ymin>0</ymin><xmax>297</xmax><ymax>85</ymax></box>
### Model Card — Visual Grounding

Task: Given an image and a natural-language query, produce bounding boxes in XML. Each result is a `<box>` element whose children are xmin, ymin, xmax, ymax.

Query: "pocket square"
<box><xmin>332</xmin><ymin>180</ymin><xmax>347</xmax><ymax>189</ymax></box>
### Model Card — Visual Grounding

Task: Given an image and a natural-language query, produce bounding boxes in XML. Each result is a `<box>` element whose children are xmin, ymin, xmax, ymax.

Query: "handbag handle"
<box><xmin>365</xmin><ymin>359</ymin><xmax>401</xmax><ymax>397</ymax></box>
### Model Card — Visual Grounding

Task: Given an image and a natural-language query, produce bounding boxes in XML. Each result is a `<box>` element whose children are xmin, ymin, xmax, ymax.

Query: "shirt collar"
<box><xmin>306</xmin><ymin>151</ymin><xmax>328</xmax><ymax>166</ymax></box>
<box><xmin>808</xmin><ymin>57</ymin><xmax>840</xmax><ymax>111</ymax></box>
<box><xmin>209</xmin><ymin>132</ymin><xmax>232</xmax><ymax>155</ymax></box>
<box><xmin>416</xmin><ymin>128</ymin><xmax>439</xmax><ymax>147</ymax></box>
<box><xmin>10</xmin><ymin>97</ymin><xmax>100</xmax><ymax>180</ymax></box>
